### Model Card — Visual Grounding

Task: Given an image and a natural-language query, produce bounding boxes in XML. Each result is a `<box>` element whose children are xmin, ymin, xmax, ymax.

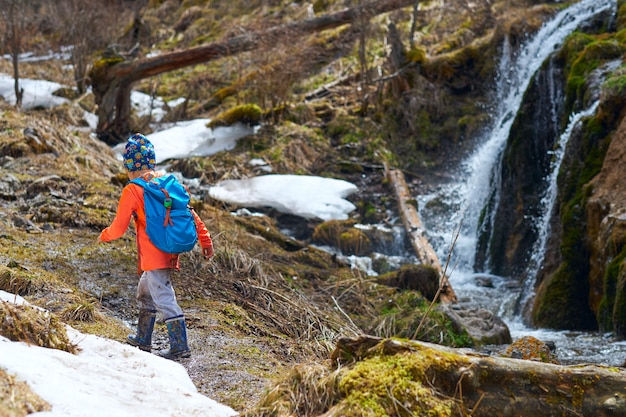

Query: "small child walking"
<box><xmin>98</xmin><ymin>133</ymin><xmax>214</xmax><ymax>360</ymax></box>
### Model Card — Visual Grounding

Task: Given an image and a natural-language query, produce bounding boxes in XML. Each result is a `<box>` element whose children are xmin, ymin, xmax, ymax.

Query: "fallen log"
<box><xmin>384</xmin><ymin>163</ymin><xmax>456</xmax><ymax>302</ymax></box>
<box><xmin>325</xmin><ymin>336</ymin><xmax>626</xmax><ymax>417</ymax></box>
<box><xmin>255</xmin><ymin>335</ymin><xmax>626</xmax><ymax>416</ymax></box>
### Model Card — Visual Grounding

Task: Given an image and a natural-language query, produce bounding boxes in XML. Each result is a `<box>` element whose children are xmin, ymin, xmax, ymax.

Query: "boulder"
<box><xmin>438</xmin><ymin>303</ymin><xmax>512</xmax><ymax>346</ymax></box>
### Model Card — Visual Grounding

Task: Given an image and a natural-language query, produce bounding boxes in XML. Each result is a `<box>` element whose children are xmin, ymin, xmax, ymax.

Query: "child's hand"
<box><xmin>202</xmin><ymin>246</ymin><xmax>214</xmax><ymax>260</ymax></box>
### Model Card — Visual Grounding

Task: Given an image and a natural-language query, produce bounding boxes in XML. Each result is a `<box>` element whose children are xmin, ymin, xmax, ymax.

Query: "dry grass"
<box><xmin>0</xmin><ymin>264</ymin><xmax>50</xmax><ymax>298</ymax></box>
<box><xmin>248</xmin><ymin>363</ymin><xmax>343</xmax><ymax>417</ymax></box>
<box><xmin>61</xmin><ymin>301</ymin><xmax>98</xmax><ymax>323</ymax></box>
<box><xmin>0</xmin><ymin>368</ymin><xmax>51</xmax><ymax>417</ymax></box>
<box><xmin>0</xmin><ymin>301</ymin><xmax>78</xmax><ymax>354</ymax></box>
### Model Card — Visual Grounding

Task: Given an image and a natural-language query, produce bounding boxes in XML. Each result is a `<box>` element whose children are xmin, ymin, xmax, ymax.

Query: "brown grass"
<box><xmin>0</xmin><ymin>301</ymin><xmax>78</xmax><ymax>354</ymax></box>
<box><xmin>0</xmin><ymin>368</ymin><xmax>51</xmax><ymax>416</ymax></box>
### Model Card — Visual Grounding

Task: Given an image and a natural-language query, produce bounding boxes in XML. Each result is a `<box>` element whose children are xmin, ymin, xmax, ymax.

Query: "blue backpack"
<box><xmin>130</xmin><ymin>175</ymin><xmax>198</xmax><ymax>254</ymax></box>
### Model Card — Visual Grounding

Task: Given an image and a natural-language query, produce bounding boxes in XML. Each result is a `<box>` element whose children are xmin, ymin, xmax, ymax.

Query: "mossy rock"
<box><xmin>255</xmin><ymin>336</ymin><xmax>469</xmax><ymax>417</ymax></box>
<box><xmin>501</xmin><ymin>335</ymin><xmax>559</xmax><ymax>364</ymax></box>
<box><xmin>311</xmin><ymin>219</ymin><xmax>371</xmax><ymax>256</ymax></box>
<box><xmin>366</xmin><ymin>288</ymin><xmax>473</xmax><ymax>348</ymax></box>
<box><xmin>613</xmin><ymin>270</ymin><xmax>626</xmax><ymax>339</ymax></box>
<box><xmin>532</xmin><ymin>261</ymin><xmax>595</xmax><ymax>330</ymax></box>
<box><xmin>617</xmin><ymin>1</ymin><xmax>626</xmax><ymax>31</ymax></box>
<box><xmin>598</xmin><ymin>244</ymin><xmax>626</xmax><ymax>333</ymax></box>
<box><xmin>563</xmin><ymin>32</ymin><xmax>626</xmax><ymax>113</ymax></box>
<box><xmin>599</xmin><ymin>65</ymin><xmax>626</xmax><ymax>125</ymax></box>
<box><xmin>207</xmin><ymin>103</ymin><xmax>262</xmax><ymax>128</ymax></box>
<box><xmin>376</xmin><ymin>264</ymin><xmax>439</xmax><ymax>301</ymax></box>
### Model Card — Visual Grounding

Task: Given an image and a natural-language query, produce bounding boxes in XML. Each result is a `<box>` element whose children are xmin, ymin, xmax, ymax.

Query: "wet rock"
<box><xmin>25</xmin><ymin>175</ymin><xmax>64</xmax><ymax>199</ymax></box>
<box><xmin>376</xmin><ymin>263</ymin><xmax>440</xmax><ymax>301</ymax></box>
<box><xmin>311</xmin><ymin>219</ymin><xmax>372</xmax><ymax>256</ymax></box>
<box><xmin>501</xmin><ymin>335</ymin><xmax>560</xmax><ymax>364</ymax></box>
<box><xmin>474</xmin><ymin>275</ymin><xmax>494</xmax><ymax>288</ymax></box>
<box><xmin>23</xmin><ymin>127</ymin><xmax>59</xmax><ymax>156</ymax></box>
<box><xmin>0</xmin><ymin>173</ymin><xmax>21</xmax><ymax>200</ymax></box>
<box><xmin>11</xmin><ymin>214</ymin><xmax>42</xmax><ymax>233</ymax></box>
<box><xmin>438</xmin><ymin>303</ymin><xmax>512</xmax><ymax>346</ymax></box>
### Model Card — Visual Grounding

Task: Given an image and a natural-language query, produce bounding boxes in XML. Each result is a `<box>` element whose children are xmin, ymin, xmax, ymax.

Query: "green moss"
<box><xmin>88</xmin><ymin>55</ymin><xmax>125</xmax><ymax>83</ymax></box>
<box><xmin>533</xmin><ymin>114</ymin><xmax>611</xmax><ymax>330</ymax></box>
<box><xmin>311</xmin><ymin>220</ymin><xmax>373</xmax><ymax>256</ymax></box>
<box><xmin>214</xmin><ymin>86</ymin><xmax>238</xmax><ymax>102</ymax></box>
<box><xmin>612</xmin><ymin>255</ymin><xmax>626</xmax><ymax>338</ymax></box>
<box><xmin>603</xmin><ymin>67</ymin><xmax>626</xmax><ymax>95</ymax></box>
<box><xmin>562</xmin><ymin>32</ymin><xmax>626</xmax><ymax>113</ymax></box>
<box><xmin>406</xmin><ymin>46</ymin><xmax>427</xmax><ymax>64</ymax></box>
<box><xmin>337</xmin><ymin>346</ymin><xmax>464</xmax><ymax>417</ymax></box>
<box><xmin>369</xmin><ymin>290</ymin><xmax>473</xmax><ymax>348</ymax></box>
<box><xmin>617</xmin><ymin>0</ymin><xmax>626</xmax><ymax>31</ymax></box>
<box><xmin>533</xmin><ymin>262</ymin><xmax>586</xmax><ymax>328</ymax></box>
<box><xmin>207</xmin><ymin>103</ymin><xmax>263</xmax><ymax>128</ymax></box>
<box><xmin>356</xmin><ymin>201</ymin><xmax>379</xmax><ymax>224</ymax></box>
<box><xmin>598</xmin><ymin>245</ymin><xmax>626</xmax><ymax>332</ymax></box>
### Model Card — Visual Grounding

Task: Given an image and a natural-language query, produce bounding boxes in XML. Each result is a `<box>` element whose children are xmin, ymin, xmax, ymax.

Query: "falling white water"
<box><xmin>517</xmin><ymin>100</ymin><xmax>600</xmax><ymax>311</ymax></box>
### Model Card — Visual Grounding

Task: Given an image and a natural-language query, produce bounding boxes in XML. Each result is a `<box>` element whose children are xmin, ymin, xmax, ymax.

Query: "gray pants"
<box><xmin>136</xmin><ymin>269</ymin><xmax>183</xmax><ymax>321</ymax></box>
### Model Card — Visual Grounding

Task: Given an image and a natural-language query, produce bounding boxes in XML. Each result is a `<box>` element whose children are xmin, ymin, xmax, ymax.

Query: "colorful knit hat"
<box><xmin>123</xmin><ymin>133</ymin><xmax>156</xmax><ymax>172</ymax></box>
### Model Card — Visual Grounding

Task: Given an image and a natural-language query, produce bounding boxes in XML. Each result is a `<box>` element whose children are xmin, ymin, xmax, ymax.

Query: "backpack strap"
<box><xmin>161</xmin><ymin>188</ymin><xmax>174</xmax><ymax>227</ymax></box>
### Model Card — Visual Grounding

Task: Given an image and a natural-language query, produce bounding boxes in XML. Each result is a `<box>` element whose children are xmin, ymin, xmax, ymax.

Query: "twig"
<box><xmin>469</xmin><ymin>393</ymin><xmax>485</xmax><ymax>417</ymax></box>
<box><xmin>331</xmin><ymin>296</ymin><xmax>362</xmax><ymax>336</ymax></box>
<box><xmin>412</xmin><ymin>218</ymin><xmax>463</xmax><ymax>340</ymax></box>
<box><xmin>384</xmin><ymin>383</ymin><xmax>414</xmax><ymax>415</ymax></box>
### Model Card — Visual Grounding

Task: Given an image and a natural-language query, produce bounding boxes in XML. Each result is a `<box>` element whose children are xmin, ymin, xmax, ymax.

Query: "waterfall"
<box><xmin>518</xmin><ymin>100</ymin><xmax>600</xmax><ymax>311</ymax></box>
<box><xmin>418</xmin><ymin>0</ymin><xmax>617</xmax><ymax>317</ymax></box>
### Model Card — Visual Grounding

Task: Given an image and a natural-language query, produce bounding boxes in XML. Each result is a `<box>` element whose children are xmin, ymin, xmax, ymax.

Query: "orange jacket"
<box><xmin>99</xmin><ymin>173</ymin><xmax>213</xmax><ymax>273</ymax></box>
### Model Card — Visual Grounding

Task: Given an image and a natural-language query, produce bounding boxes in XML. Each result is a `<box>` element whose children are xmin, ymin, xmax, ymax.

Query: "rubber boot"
<box><xmin>127</xmin><ymin>309</ymin><xmax>156</xmax><ymax>352</ymax></box>
<box><xmin>157</xmin><ymin>317</ymin><xmax>191</xmax><ymax>360</ymax></box>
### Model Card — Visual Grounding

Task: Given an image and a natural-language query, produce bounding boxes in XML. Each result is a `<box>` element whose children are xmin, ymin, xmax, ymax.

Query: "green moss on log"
<box><xmin>338</xmin><ymin>350</ymin><xmax>459</xmax><ymax>416</ymax></box>
<box><xmin>88</xmin><ymin>55</ymin><xmax>125</xmax><ymax>84</ymax></box>
<box><xmin>254</xmin><ymin>337</ymin><xmax>469</xmax><ymax>417</ymax></box>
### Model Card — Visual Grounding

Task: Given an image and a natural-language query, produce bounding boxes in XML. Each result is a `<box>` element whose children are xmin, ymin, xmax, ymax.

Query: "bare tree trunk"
<box><xmin>11</xmin><ymin>45</ymin><xmax>22</xmax><ymax>108</ymax></box>
<box><xmin>409</xmin><ymin>0</ymin><xmax>419</xmax><ymax>49</ymax></box>
<box><xmin>355</xmin><ymin>0</ymin><xmax>370</xmax><ymax>113</ymax></box>
<box><xmin>90</xmin><ymin>0</ymin><xmax>415</xmax><ymax>143</ymax></box>
<box><xmin>0</xmin><ymin>0</ymin><xmax>26</xmax><ymax>109</ymax></box>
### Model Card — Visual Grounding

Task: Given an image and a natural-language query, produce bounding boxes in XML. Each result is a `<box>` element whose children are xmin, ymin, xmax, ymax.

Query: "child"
<box><xmin>98</xmin><ymin>133</ymin><xmax>214</xmax><ymax>360</ymax></box>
